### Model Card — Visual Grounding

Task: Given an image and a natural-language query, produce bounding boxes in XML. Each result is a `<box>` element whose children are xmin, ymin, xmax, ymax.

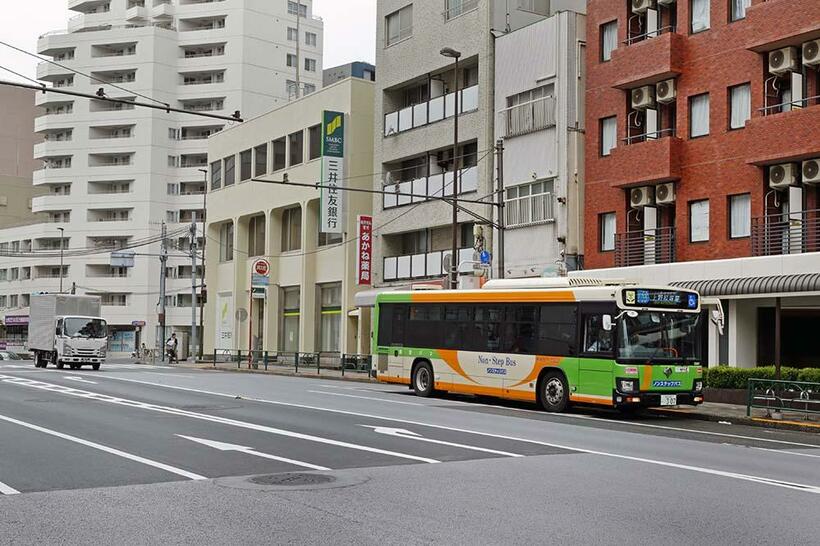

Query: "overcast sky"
<box><xmin>0</xmin><ymin>0</ymin><xmax>376</xmax><ymax>84</ymax></box>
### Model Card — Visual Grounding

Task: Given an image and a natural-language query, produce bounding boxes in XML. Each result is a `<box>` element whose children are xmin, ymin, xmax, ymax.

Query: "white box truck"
<box><xmin>28</xmin><ymin>294</ymin><xmax>108</xmax><ymax>370</ymax></box>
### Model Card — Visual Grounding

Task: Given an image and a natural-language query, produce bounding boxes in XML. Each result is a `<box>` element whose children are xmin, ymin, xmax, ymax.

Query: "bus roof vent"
<box><xmin>483</xmin><ymin>278</ymin><xmax>631</xmax><ymax>290</ymax></box>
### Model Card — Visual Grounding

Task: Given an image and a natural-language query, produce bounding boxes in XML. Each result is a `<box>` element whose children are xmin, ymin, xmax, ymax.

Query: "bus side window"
<box><xmin>582</xmin><ymin>314</ymin><xmax>613</xmax><ymax>355</ymax></box>
<box><xmin>538</xmin><ymin>304</ymin><xmax>577</xmax><ymax>356</ymax></box>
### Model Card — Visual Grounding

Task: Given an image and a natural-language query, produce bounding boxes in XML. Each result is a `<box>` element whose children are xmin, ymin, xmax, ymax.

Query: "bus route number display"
<box><xmin>622</xmin><ymin>288</ymin><xmax>699</xmax><ymax>310</ymax></box>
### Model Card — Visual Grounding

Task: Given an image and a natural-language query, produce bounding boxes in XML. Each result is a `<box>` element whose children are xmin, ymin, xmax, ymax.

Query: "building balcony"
<box><xmin>67</xmin><ymin>12</ymin><xmax>113</xmax><ymax>33</ymax></box>
<box><xmin>745</xmin><ymin>0</ymin><xmax>820</xmax><ymax>52</ymax></box>
<box><xmin>752</xmin><ymin>209</ymin><xmax>820</xmax><ymax>257</ymax></box>
<box><xmin>33</xmin><ymin>140</ymin><xmax>74</xmax><ymax>158</ymax></box>
<box><xmin>383</xmin><ymin>248</ymin><xmax>474</xmax><ymax>282</ymax></box>
<box><xmin>382</xmin><ymin>167</ymin><xmax>479</xmax><ymax>209</ymax></box>
<box><xmin>607</xmin><ymin>133</ymin><xmax>682</xmax><ymax>188</ymax></box>
<box><xmin>31</xmin><ymin>195</ymin><xmax>72</xmax><ymax>214</ymax></box>
<box><xmin>498</xmin><ymin>96</ymin><xmax>556</xmax><ymax>138</ymax></box>
<box><xmin>615</xmin><ymin>227</ymin><xmax>676</xmax><ymax>267</ymax></box>
<box><xmin>152</xmin><ymin>2</ymin><xmax>174</xmax><ymax>19</ymax></box>
<box><xmin>384</xmin><ymin>85</ymin><xmax>478</xmax><ymax>137</ymax></box>
<box><xmin>745</xmin><ymin>103</ymin><xmax>820</xmax><ymax>166</ymax></box>
<box><xmin>610</xmin><ymin>30</ymin><xmax>684</xmax><ymax>90</ymax></box>
<box><xmin>36</xmin><ymin>61</ymin><xmax>74</xmax><ymax>81</ymax></box>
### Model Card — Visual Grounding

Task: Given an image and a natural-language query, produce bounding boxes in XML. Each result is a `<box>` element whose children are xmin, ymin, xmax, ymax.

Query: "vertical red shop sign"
<box><xmin>356</xmin><ymin>215</ymin><xmax>373</xmax><ymax>285</ymax></box>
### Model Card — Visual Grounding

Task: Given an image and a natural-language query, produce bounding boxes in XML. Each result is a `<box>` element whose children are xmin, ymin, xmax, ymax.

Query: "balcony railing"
<box><xmin>751</xmin><ymin>209</ymin><xmax>820</xmax><ymax>256</ymax></box>
<box><xmin>625</xmin><ymin>25</ymin><xmax>676</xmax><ymax>46</ymax></box>
<box><xmin>443</xmin><ymin>0</ymin><xmax>479</xmax><ymax>21</ymax></box>
<box><xmin>382</xmin><ymin>167</ymin><xmax>479</xmax><ymax>209</ymax></box>
<box><xmin>383</xmin><ymin>247</ymin><xmax>474</xmax><ymax>281</ymax></box>
<box><xmin>759</xmin><ymin>95</ymin><xmax>820</xmax><ymax>117</ymax></box>
<box><xmin>384</xmin><ymin>85</ymin><xmax>479</xmax><ymax>137</ymax></box>
<box><xmin>615</xmin><ymin>227</ymin><xmax>676</xmax><ymax>267</ymax></box>
<box><xmin>624</xmin><ymin>127</ymin><xmax>676</xmax><ymax>146</ymax></box>
<box><xmin>499</xmin><ymin>96</ymin><xmax>556</xmax><ymax>138</ymax></box>
<box><xmin>505</xmin><ymin>192</ymin><xmax>554</xmax><ymax>228</ymax></box>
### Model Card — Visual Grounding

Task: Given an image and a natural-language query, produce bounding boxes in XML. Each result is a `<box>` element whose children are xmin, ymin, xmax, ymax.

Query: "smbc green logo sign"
<box><xmin>322</xmin><ymin>111</ymin><xmax>344</xmax><ymax>158</ymax></box>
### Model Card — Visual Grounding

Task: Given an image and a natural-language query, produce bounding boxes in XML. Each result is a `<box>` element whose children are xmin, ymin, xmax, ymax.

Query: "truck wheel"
<box><xmin>56</xmin><ymin>361</ymin><xmax>64</xmax><ymax>370</ymax></box>
<box><xmin>92</xmin><ymin>363</ymin><xmax>101</xmax><ymax>371</ymax></box>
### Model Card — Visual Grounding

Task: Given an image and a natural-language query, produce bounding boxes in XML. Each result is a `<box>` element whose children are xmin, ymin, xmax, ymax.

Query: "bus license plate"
<box><xmin>660</xmin><ymin>395</ymin><xmax>677</xmax><ymax>406</ymax></box>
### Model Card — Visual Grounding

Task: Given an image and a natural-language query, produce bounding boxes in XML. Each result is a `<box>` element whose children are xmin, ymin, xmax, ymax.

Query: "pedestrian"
<box><xmin>166</xmin><ymin>333</ymin><xmax>178</xmax><ymax>364</ymax></box>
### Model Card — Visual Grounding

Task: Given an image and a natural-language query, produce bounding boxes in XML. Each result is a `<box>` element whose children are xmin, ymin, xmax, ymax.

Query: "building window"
<box><xmin>600</xmin><ymin>21</ymin><xmax>617</xmax><ymax>62</ymax></box>
<box><xmin>385</xmin><ymin>5</ymin><xmax>413</xmax><ymax>46</ymax></box>
<box><xmin>288</xmin><ymin>130</ymin><xmax>304</xmax><ymax>166</ymax></box>
<box><xmin>167</xmin><ymin>183</ymin><xmax>179</xmax><ymax>195</ymax></box>
<box><xmin>282</xmin><ymin>207</ymin><xmax>302</xmax><ymax>252</ymax></box>
<box><xmin>219</xmin><ymin>222</ymin><xmax>234</xmax><ymax>262</ymax></box>
<box><xmin>248</xmin><ymin>215</ymin><xmax>265</xmax><ymax>257</ymax></box>
<box><xmin>306</xmin><ymin>32</ymin><xmax>317</xmax><ymax>46</ymax></box>
<box><xmin>319</xmin><ymin>283</ymin><xmax>342</xmax><ymax>352</ymax></box>
<box><xmin>281</xmin><ymin>286</ymin><xmax>300</xmax><ymax>352</ymax></box>
<box><xmin>287</xmin><ymin>1</ymin><xmax>307</xmax><ymax>17</ymax></box>
<box><xmin>691</xmin><ymin>0</ymin><xmax>710</xmax><ymax>33</ymax></box>
<box><xmin>254</xmin><ymin>144</ymin><xmax>267</xmax><ymax>177</ymax></box>
<box><xmin>223</xmin><ymin>155</ymin><xmax>235</xmax><ymax>186</ymax></box>
<box><xmin>730</xmin><ymin>0</ymin><xmax>751</xmax><ymax>22</ymax></box>
<box><xmin>319</xmin><ymin>231</ymin><xmax>343</xmax><ymax>247</ymax></box>
<box><xmin>286</xmin><ymin>79</ymin><xmax>298</xmax><ymax>98</ymax></box>
<box><xmin>239</xmin><ymin>149</ymin><xmax>252</xmax><ymax>182</ymax></box>
<box><xmin>729</xmin><ymin>83</ymin><xmax>751</xmax><ymax>130</ymax></box>
<box><xmin>287</xmin><ymin>27</ymin><xmax>297</xmax><ymax>41</ymax></box>
<box><xmin>287</xmin><ymin>53</ymin><xmax>297</xmax><ymax>67</ymax></box>
<box><xmin>689</xmin><ymin>200</ymin><xmax>710</xmax><ymax>242</ymax></box>
<box><xmin>304</xmin><ymin>58</ymin><xmax>316</xmax><ymax>72</ymax></box>
<box><xmin>303</xmin><ymin>83</ymin><xmax>316</xmax><ymax>95</ymax></box>
<box><xmin>445</xmin><ymin>0</ymin><xmax>477</xmax><ymax>20</ymax></box>
<box><xmin>167</xmin><ymin>210</ymin><xmax>179</xmax><ymax>223</ymax></box>
<box><xmin>689</xmin><ymin>93</ymin><xmax>710</xmax><ymax>138</ymax></box>
<box><xmin>505</xmin><ymin>180</ymin><xmax>555</xmax><ymax>227</ymax></box>
<box><xmin>600</xmin><ymin>212</ymin><xmax>616</xmax><ymax>252</ymax></box>
<box><xmin>729</xmin><ymin>194</ymin><xmax>751</xmax><ymax>239</ymax></box>
<box><xmin>273</xmin><ymin>138</ymin><xmax>286</xmax><ymax>171</ymax></box>
<box><xmin>308</xmin><ymin>124</ymin><xmax>321</xmax><ymax>160</ymax></box>
<box><xmin>210</xmin><ymin>160</ymin><xmax>222</xmax><ymax>190</ymax></box>
<box><xmin>600</xmin><ymin>116</ymin><xmax>617</xmax><ymax>156</ymax></box>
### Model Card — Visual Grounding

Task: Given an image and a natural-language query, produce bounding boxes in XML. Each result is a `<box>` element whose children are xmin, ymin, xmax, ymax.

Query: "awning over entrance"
<box><xmin>671</xmin><ymin>273</ymin><xmax>820</xmax><ymax>298</ymax></box>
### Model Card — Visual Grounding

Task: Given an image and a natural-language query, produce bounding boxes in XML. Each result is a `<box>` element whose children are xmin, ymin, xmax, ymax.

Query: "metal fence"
<box><xmin>615</xmin><ymin>226</ymin><xmax>676</xmax><ymax>267</ymax></box>
<box><xmin>212</xmin><ymin>349</ymin><xmax>372</xmax><ymax>376</ymax></box>
<box><xmin>751</xmin><ymin>209</ymin><xmax>820</xmax><ymax>256</ymax></box>
<box><xmin>747</xmin><ymin>378</ymin><xmax>820</xmax><ymax>420</ymax></box>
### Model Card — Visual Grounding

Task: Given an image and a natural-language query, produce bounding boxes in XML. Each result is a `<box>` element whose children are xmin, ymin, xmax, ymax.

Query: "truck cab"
<box><xmin>53</xmin><ymin>316</ymin><xmax>108</xmax><ymax>370</ymax></box>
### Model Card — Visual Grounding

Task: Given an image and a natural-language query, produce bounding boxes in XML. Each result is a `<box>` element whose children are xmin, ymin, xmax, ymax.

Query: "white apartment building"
<box><xmin>1</xmin><ymin>0</ymin><xmax>323</xmax><ymax>354</ymax></box>
<box><xmin>494</xmin><ymin>10</ymin><xmax>585</xmax><ymax>277</ymax></box>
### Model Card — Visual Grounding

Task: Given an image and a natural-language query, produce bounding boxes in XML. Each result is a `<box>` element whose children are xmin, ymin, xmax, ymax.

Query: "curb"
<box><xmin>649</xmin><ymin>407</ymin><xmax>820</xmax><ymax>433</ymax></box>
<box><xmin>181</xmin><ymin>364</ymin><xmax>377</xmax><ymax>384</ymax></box>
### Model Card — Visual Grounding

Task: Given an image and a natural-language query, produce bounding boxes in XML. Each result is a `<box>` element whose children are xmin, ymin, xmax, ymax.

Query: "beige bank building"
<box><xmin>204</xmin><ymin>77</ymin><xmax>374</xmax><ymax>357</ymax></box>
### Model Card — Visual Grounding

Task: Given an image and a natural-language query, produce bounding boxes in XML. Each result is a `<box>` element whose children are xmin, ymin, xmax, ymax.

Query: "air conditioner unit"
<box><xmin>768</xmin><ymin>163</ymin><xmax>798</xmax><ymax>190</ymax></box>
<box><xmin>631</xmin><ymin>85</ymin><xmax>656</xmax><ymax>110</ymax></box>
<box><xmin>803</xmin><ymin>159</ymin><xmax>820</xmax><ymax>185</ymax></box>
<box><xmin>657</xmin><ymin>0</ymin><xmax>675</xmax><ymax>6</ymax></box>
<box><xmin>768</xmin><ymin>47</ymin><xmax>799</xmax><ymax>76</ymax></box>
<box><xmin>655</xmin><ymin>182</ymin><xmax>676</xmax><ymax>205</ymax></box>
<box><xmin>803</xmin><ymin>39</ymin><xmax>820</xmax><ymax>67</ymax></box>
<box><xmin>655</xmin><ymin>79</ymin><xmax>677</xmax><ymax>104</ymax></box>
<box><xmin>631</xmin><ymin>0</ymin><xmax>655</xmax><ymax>14</ymax></box>
<box><xmin>630</xmin><ymin>186</ymin><xmax>655</xmax><ymax>208</ymax></box>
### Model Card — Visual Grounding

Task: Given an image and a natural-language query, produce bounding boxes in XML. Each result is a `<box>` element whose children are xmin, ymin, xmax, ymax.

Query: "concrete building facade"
<box><xmin>322</xmin><ymin>61</ymin><xmax>375</xmax><ymax>87</ymax></box>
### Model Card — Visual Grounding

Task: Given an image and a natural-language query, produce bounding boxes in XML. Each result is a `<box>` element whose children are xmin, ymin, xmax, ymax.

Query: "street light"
<box><xmin>197</xmin><ymin>168</ymin><xmax>208</xmax><ymax>360</ymax></box>
<box><xmin>57</xmin><ymin>227</ymin><xmax>64</xmax><ymax>293</ymax></box>
<box><xmin>440</xmin><ymin>47</ymin><xmax>461</xmax><ymax>289</ymax></box>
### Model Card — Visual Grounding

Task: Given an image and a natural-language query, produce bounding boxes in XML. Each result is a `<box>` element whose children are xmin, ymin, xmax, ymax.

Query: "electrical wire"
<box><xmin>0</xmin><ymin>64</ymin><xmax>44</xmax><ymax>87</ymax></box>
<box><xmin>0</xmin><ymin>227</ymin><xmax>190</xmax><ymax>259</ymax></box>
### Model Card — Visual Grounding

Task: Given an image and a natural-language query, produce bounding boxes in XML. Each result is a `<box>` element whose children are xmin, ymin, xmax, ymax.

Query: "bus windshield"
<box><xmin>63</xmin><ymin>318</ymin><xmax>107</xmax><ymax>339</ymax></box>
<box><xmin>616</xmin><ymin>312</ymin><xmax>701</xmax><ymax>363</ymax></box>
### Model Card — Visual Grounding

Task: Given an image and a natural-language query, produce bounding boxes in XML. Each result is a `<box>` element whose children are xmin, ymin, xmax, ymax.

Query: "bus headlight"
<box><xmin>617</xmin><ymin>378</ymin><xmax>638</xmax><ymax>393</ymax></box>
<box><xmin>693</xmin><ymin>380</ymin><xmax>703</xmax><ymax>392</ymax></box>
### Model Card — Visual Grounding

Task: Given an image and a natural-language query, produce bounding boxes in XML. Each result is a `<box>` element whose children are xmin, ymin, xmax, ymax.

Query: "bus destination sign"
<box><xmin>622</xmin><ymin>288</ymin><xmax>699</xmax><ymax>311</ymax></box>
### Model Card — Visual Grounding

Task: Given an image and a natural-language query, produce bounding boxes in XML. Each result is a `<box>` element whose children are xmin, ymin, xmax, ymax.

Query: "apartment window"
<box><xmin>167</xmin><ymin>183</ymin><xmax>179</xmax><ymax>195</ymax></box>
<box><xmin>689</xmin><ymin>93</ymin><xmax>710</xmax><ymax>138</ymax></box>
<box><xmin>281</xmin><ymin>286</ymin><xmax>300</xmax><ymax>352</ymax></box>
<box><xmin>319</xmin><ymin>283</ymin><xmax>342</xmax><ymax>352</ymax></box>
<box><xmin>282</xmin><ymin>207</ymin><xmax>302</xmax><ymax>252</ymax></box>
<box><xmin>0</xmin><ymin>270</ymin><xmax>5</xmax><ymax>282</ymax></box>
<box><xmin>224</xmin><ymin>155</ymin><xmax>235</xmax><ymax>186</ymax></box>
<box><xmin>248</xmin><ymin>215</ymin><xmax>265</xmax><ymax>257</ymax></box>
<box><xmin>600</xmin><ymin>212</ymin><xmax>616</xmax><ymax>252</ymax></box>
<box><xmin>287</xmin><ymin>54</ymin><xmax>297</xmax><ymax>67</ymax></box>
<box><xmin>0</xmin><ymin>296</ymin><xmax>5</xmax><ymax>307</ymax></box>
<box><xmin>689</xmin><ymin>200</ymin><xmax>710</xmax><ymax>242</ymax></box>
<box><xmin>287</xmin><ymin>27</ymin><xmax>298</xmax><ymax>41</ymax></box>
<box><xmin>273</xmin><ymin>138</ymin><xmax>286</xmax><ymax>171</ymax></box>
<box><xmin>304</xmin><ymin>83</ymin><xmax>316</xmax><ymax>95</ymax></box>
<box><xmin>600</xmin><ymin>21</ymin><xmax>617</xmax><ymax>62</ymax></box>
<box><xmin>219</xmin><ymin>222</ymin><xmax>234</xmax><ymax>262</ymax></box>
<box><xmin>304</xmin><ymin>58</ymin><xmax>316</xmax><ymax>72</ymax></box>
<box><xmin>286</xmin><ymin>79</ymin><xmax>299</xmax><ymax>98</ymax></box>
<box><xmin>308</xmin><ymin>124</ymin><xmax>322</xmax><ymax>160</ymax></box>
<box><xmin>318</xmin><ymin>231</ymin><xmax>343</xmax><ymax>246</ymax></box>
<box><xmin>691</xmin><ymin>0</ymin><xmax>710</xmax><ymax>33</ymax></box>
<box><xmin>600</xmin><ymin>116</ymin><xmax>617</xmax><ymax>156</ymax></box>
<box><xmin>254</xmin><ymin>144</ymin><xmax>267</xmax><ymax>177</ymax></box>
<box><xmin>9</xmin><ymin>295</ymin><xmax>18</xmax><ymax>308</ymax></box>
<box><xmin>729</xmin><ymin>194</ymin><xmax>751</xmax><ymax>238</ymax></box>
<box><xmin>287</xmin><ymin>1</ymin><xmax>307</xmax><ymax>17</ymax></box>
<box><xmin>729</xmin><ymin>83</ymin><xmax>751</xmax><ymax>130</ymax></box>
<box><xmin>288</xmin><ymin>130</ymin><xmax>304</xmax><ymax>166</ymax></box>
<box><xmin>240</xmin><ymin>149</ymin><xmax>252</xmax><ymax>181</ymax></box>
<box><xmin>167</xmin><ymin>210</ymin><xmax>179</xmax><ymax>223</ymax></box>
<box><xmin>730</xmin><ymin>0</ymin><xmax>751</xmax><ymax>22</ymax></box>
<box><xmin>306</xmin><ymin>32</ymin><xmax>317</xmax><ymax>46</ymax></box>
<box><xmin>168</xmin><ymin>155</ymin><xmax>179</xmax><ymax>167</ymax></box>
<box><xmin>210</xmin><ymin>160</ymin><xmax>222</xmax><ymax>190</ymax></box>
<box><xmin>385</xmin><ymin>5</ymin><xmax>413</xmax><ymax>46</ymax></box>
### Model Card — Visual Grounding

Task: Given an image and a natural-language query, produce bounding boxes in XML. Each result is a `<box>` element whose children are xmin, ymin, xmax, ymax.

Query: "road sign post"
<box><xmin>248</xmin><ymin>259</ymin><xmax>270</xmax><ymax>366</ymax></box>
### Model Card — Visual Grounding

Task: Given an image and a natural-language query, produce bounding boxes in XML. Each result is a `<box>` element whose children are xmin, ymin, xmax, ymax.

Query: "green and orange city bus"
<box><xmin>373</xmin><ymin>278</ymin><xmax>705</xmax><ymax>412</ymax></box>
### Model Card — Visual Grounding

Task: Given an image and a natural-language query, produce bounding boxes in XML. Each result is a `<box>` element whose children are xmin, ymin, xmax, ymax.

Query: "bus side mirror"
<box><xmin>602</xmin><ymin>315</ymin><xmax>613</xmax><ymax>332</ymax></box>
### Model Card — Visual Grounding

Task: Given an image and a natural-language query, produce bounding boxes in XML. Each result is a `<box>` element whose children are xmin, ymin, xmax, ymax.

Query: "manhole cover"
<box><xmin>249</xmin><ymin>473</ymin><xmax>335</xmax><ymax>486</ymax></box>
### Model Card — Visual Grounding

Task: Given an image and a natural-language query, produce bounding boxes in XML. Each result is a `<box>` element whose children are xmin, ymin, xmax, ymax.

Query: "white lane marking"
<box><xmin>178</xmin><ymin>435</ymin><xmax>330</xmax><ymax>471</ymax></box>
<box><xmin>308</xmin><ymin>390</ymin><xmax>424</xmax><ymax>406</ymax></box>
<box><xmin>752</xmin><ymin>447</ymin><xmax>820</xmax><ymax>460</ymax></box>
<box><xmin>143</xmin><ymin>372</ymin><xmax>194</xmax><ymax>378</ymax></box>
<box><xmin>0</xmin><ymin>480</ymin><xmax>20</xmax><ymax>495</ymax></box>
<box><xmin>63</xmin><ymin>376</ymin><xmax>98</xmax><ymax>384</ymax></box>
<box><xmin>0</xmin><ymin>413</ymin><xmax>206</xmax><ymax>481</ymax></box>
<box><xmin>79</xmin><ymin>374</ymin><xmax>820</xmax><ymax>451</ymax></box>
<box><xmin>361</xmin><ymin>426</ymin><xmax>524</xmax><ymax>458</ymax></box>
<box><xmin>0</xmin><ymin>375</ymin><xmax>439</xmax><ymax>465</ymax></box>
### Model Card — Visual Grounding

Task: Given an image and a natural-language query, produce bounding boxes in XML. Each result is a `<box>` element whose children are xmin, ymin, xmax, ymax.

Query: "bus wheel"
<box><xmin>540</xmin><ymin>372</ymin><xmax>569</xmax><ymax>413</ymax></box>
<box><xmin>56</xmin><ymin>360</ymin><xmax>64</xmax><ymax>370</ymax></box>
<box><xmin>412</xmin><ymin>361</ymin><xmax>434</xmax><ymax>397</ymax></box>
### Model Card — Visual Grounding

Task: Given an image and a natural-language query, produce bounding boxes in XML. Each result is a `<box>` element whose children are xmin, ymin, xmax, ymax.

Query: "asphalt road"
<box><xmin>1</xmin><ymin>358</ymin><xmax>819</xmax><ymax>545</ymax></box>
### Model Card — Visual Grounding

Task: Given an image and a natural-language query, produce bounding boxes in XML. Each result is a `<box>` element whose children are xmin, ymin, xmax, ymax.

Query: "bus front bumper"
<box><xmin>614</xmin><ymin>391</ymin><xmax>704</xmax><ymax>407</ymax></box>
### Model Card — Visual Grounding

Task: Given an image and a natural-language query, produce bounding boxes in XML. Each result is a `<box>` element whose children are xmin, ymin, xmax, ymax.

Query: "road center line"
<box><xmin>0</xmin><ymin>480</ymin><xmax>20</xmax><ymax>495</ymax></box>
<box><xmin>308</xmin><ymin>390</ymin><xmax>425</xmax><ymax>406</ymax></box>
<box><xmin>0</xmin><ymin>413</ymin><xmax>206</xmax><ymax>481</ymax></box>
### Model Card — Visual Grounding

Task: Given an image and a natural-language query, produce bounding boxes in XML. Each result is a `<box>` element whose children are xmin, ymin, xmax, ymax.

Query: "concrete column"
<box><xmin>265</xmin><ymin>209</ymin><xmax>280</xmax><ymax>352</ymax></box>
<box><xmin>300</xmin><ymin>200</ymin><xmax>318</xmax><ymax>352</ymax></box>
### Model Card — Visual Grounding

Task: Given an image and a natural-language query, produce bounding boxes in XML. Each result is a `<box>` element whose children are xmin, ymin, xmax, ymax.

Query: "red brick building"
<box><xmin>585</xmin><ymin>0</ymin><xmax>820</xmax><ymax>269</ymax></box>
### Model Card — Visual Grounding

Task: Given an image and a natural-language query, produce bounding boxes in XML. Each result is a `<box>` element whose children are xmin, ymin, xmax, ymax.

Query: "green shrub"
<box><xmin>797</xmin><ymin>368</ymin><xmax>820</xmax><ymax>384</ymax></box>
<box><xmin>703</xmin><ymin>366</ymin><xmax>803</xmax><ymax>389</ymax></box>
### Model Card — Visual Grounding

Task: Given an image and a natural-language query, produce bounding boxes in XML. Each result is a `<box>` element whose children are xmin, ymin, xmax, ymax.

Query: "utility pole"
<box><xmin>158</xmin><ymin>222</ymin><xmax>167</xmax><ymax>362</ymax></box>
<box><xmin>496</xmin><ymin>139</ymin><xmax>506</xmax><ymax>279</ymax></box>
<box><xmin>57</xmin><ymin>227</ymin><xmax>65</xmax><ymax>293</ymax></box>
<box><xmin>190</xmin><ymin>212</ymin><xmax>198</xmax><ymax>363</ymax></box>
<box><xmin>295</xmin><ymin>3</ymin><xmax>301</xmax><ymax>99</ymax></box>
<box><xmin>198</xmin><ymin>169</ymin><xmax>207</xmax><ymax>360</ymax></box>
<box><xmin>440</xmin><ymin>47</ymin><xmax>462</xmax><ymax>289</ymax></box>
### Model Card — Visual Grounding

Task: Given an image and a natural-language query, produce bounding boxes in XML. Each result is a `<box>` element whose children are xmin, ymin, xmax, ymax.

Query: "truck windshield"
<box><xmin>617</xmin><ymin>312</ymin><xmax>701</xmax><ymax>363</ymax></box>
<box><xmin>63</xmin><ymin>318</ymin><xmax>107</xmax><ymax>339</ymax></box>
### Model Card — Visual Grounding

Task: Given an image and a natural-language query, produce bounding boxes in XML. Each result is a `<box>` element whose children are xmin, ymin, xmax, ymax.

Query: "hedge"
<box><xmin>704</xmin><ymin>366</ymin><xmax>820</xmax><ymax>389</ymax></box>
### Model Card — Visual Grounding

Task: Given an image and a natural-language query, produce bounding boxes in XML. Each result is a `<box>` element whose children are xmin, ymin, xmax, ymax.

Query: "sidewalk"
<box><xmin>172</xmin><ymin>359</ymin><xmax>375</xmax><ymax>384</ymax></box>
